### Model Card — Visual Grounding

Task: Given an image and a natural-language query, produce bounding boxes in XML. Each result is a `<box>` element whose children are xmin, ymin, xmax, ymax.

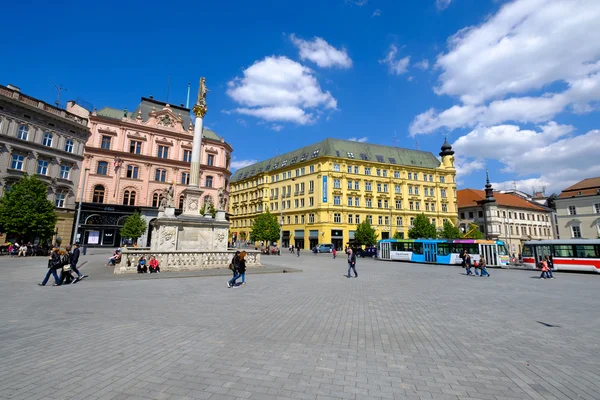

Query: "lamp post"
<box><xmin>73</xmin><ymin>167</ymin><xmax>90</xmax><ymax>244</ymax></box>
<box><xmin>279</xmin><ymin>202</ymin><xmax>283</xmax><ymax>255</ymax></box>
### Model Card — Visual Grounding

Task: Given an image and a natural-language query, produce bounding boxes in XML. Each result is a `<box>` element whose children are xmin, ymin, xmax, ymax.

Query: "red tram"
<box><xmin>522</xmin><ymin>239</ymin><xmax>600</xmax><ymax>273</ymax></box>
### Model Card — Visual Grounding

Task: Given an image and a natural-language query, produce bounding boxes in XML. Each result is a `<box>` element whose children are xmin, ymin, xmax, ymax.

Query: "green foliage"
<box><xmin>408</xmin><ymin>213</ymin><xmax>437</xmax><ymax>239</ymax></box>
<box><xmin>120</xmin><ymin>211</ymin><xmax>147</xmax><ymax>241</ymax></box>
<box><xmin>0</xmin><ymin>174</ymin><xmax>57</xmax><ymax>242</ymax></box>
<box><xmin>354</xmin><ymin>219</ymin><xmax>378</xmax><ymax>246</ymax></box>
<box><xmin>200</xmin><ymin>202</ymin><xmax>217</xmax><ymax>218</ymax></box>
<box><xmin>462</xmin><ymin>223</ymin><xmax>485</xmax><ymax>239</ymax></box>
<box><xmin>438</xmin><ymin>220</ymin><xmax>462</xmax><ymax>239</ymax></box>
<box><xmin>250</xmin><ymin>211</ymin><xmax>280</xmax><ymax>243</ymax></box>
<box><xmin>393</xmin><ymin>231</ymin><xmax>404</xmax><ymax>239</ymax></box>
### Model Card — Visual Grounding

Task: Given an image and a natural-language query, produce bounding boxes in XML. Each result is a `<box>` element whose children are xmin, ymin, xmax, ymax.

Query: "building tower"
<box><xmin>480</xmin><ymin>170</ymin><xmax>500</xmax><ymax>240</ymax></box>
<box><xmin>439</xmin><ymin>138</ymin><xmax>455</xmax><ymax>169</ymax></box>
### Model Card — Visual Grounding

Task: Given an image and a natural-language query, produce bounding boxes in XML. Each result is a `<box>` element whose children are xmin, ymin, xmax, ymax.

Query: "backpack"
<box><xmin>61</xmin><ymin>252</ymin><xmax>71</xmax><ymax>266</ymax></box>
<box><xmin>229</xmin><ymin>255</ymin><xmax>238</xmax><ymax>271</ymax></box>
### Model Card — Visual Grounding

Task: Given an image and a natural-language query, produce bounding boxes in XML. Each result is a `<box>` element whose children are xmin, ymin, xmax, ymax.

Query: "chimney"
<box><xmin>149</xmin><ymin>95</ymin><xmax>154</xmax><ymax>99</ymax></box>
<box><xmin>7</xmin><ymin>84</ymin><xmax>20</xmax><ymax>92</ymax></box>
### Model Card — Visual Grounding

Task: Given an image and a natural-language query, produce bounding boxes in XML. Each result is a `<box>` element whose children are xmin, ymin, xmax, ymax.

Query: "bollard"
<box><xmin>83</xmin><ymin>245</ymin><xmax>87</xmax><ymax>255</ymax></box>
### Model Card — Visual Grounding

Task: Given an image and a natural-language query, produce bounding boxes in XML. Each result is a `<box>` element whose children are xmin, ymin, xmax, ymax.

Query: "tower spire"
<box><xmin>483</xmin><ymin>169</ymin><xmax>496</xmax><ymax>203</ymax></box>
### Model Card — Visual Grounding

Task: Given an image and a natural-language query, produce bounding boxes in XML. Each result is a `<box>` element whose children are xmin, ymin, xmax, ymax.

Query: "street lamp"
<box><xmin>278</xmin><ymin>202</ymin><xmax>283</xmax><ymax>255</ymax></box>
<box><xmin>73</xmin><ymin>167</ymin><xmax>90</xmax><ymax>244</ymax></box>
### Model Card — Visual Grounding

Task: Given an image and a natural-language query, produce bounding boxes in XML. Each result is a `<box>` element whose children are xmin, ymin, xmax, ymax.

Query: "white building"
<box><xmin>555</xmin><ymin>177</ymin><xmax>600</xmax><ymax>239</ymax></box>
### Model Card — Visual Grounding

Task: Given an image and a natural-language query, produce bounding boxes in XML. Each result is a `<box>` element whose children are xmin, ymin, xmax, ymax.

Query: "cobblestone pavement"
<box><xmin>1</xmin><ymin>252</ymin><xmax>599</xmax><ymax>400</ymax></box>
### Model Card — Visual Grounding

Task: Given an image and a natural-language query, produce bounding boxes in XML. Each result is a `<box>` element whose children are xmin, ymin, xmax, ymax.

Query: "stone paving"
<box><xmin>0</xmin><ymin>251</ymin><xmax>599</xmax><ymax>400</ymax></box>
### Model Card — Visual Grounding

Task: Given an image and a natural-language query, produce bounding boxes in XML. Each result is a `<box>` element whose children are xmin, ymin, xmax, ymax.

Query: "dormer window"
<box><xmin>312</xmin><ymin>149</ymin><xmax>320</xmax><ymax>158</ymax></box>
<box><xmin>347</xmin><ymin>152</ymin><xmax>354</xmax><ymax>158</ymax></box>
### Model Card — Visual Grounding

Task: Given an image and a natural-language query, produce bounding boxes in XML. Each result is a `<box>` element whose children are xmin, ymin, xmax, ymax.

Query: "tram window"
<box><xmin>437</xmin><ymin>243</ymin><xmax>450</xmax><ymax>256</ymax></box>
<box><xmin>522</xmin><ymin>246</ymin><xmax>532</xmax><ymax>257</ymax></box>
<box><xmin>498</xmin><ymin>245</ymin><xmax>508</xmax><ymax>255</ymax></box>
<box><xmin>391</xmin><ymin>242</ymin><xmax>403</xmax><ymax>251</ymax></box>
<box><xmin>412</xmin><ymin>243</ymin><xmax>423</xmax><ymax>255</ymax></box>
<box><xmin>575</xmin><ymin>245</ymin><xmax>598</xmax><ymax>258</ymax></box>
<box><xmin>553</xmin><ymin>245</ymin><xmax>574</xmax><ymax>257</ymax></box>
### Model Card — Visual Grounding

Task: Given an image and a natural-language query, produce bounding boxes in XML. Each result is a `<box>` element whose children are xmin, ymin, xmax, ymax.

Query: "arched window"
<box><xmin>179</xmin><ymin>195</ymin><xmax>185</xmax><ymax>209</ymax></box>
<box><xmin>97</xmin><ymin>161</ymin><xmax>108</xmax><ymax>175</ymax></box>
<box><xmin>123</xmin><ymin>190</ymin><xmax>136</xmax><ymax>206</ymax></box>
<box><xmin>43</xmin><ymin>132</ymin><xmax>53</xmax><ymax>147</ymax></box>
<box><xmin>17</xmin><ymin>125</ymin><xmax>29</xmax><ymax>140</ymax></box>
<box><xmin>205</xmin><ymin>175</ymin><xmax>213</xmax><ymax>188</ymax></box>
<box><xmin>92</xmin><ymin>185</ymin><xmax>105</xmax><ymax>203</ymax></box>
<box><xmin>152</xmin><ymin>192</ymin><xmax>160</xmax><ymax>208</ymax></box>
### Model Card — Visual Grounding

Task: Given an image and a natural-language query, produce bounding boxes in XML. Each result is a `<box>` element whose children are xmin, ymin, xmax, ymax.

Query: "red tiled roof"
<box><xmin>457</xmin><ymin>189</ymin><xmax>548</xmax><ymax>211</ymax></box>
<box><xmin>558</xmin><ymin>177</ymin><xmax>600</xmax><ymax>198</ymax></box>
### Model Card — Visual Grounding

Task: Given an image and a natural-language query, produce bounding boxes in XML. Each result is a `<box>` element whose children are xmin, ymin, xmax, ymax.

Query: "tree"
<box><xmin>438</xmin><ymin>220</ymin><xmax>462</xmax><ymax>239</ymax></box>
<box><xmin>0</xmin><ymin>174</ymin><xmax>57</xmax><ymax>242</ymax></box>
<box><xmin>408</xmin><ymin>213</ymin><xmax>437</xmax><ymax>239</ymax></box>
<box><xmin>462</xmin><ymin>223</ymin><xmax>485</xmax><ymax>239</ymax></box>
<box><xmin>199</xmin><ymin>202</ymin><xmax>216</xmax><ymax>218</ymax></box>
<box><xmin>250</xmin><ymin>211</ymin><xmax>280</xmax><ymax>244</ymax></box>
<box><xmin>120</xmin><ymin>211</ymin><xmax>147</xmax><ymax>242</ymax></box>
<box><xmin>354</xmin><ymin>220</ymin><xmax>378</xmax><ymax>246</ymax></box>
<box><xmin>393</xmin><ymin>231</ymin><xmax>404</xmax><ymax>239</ymax></box>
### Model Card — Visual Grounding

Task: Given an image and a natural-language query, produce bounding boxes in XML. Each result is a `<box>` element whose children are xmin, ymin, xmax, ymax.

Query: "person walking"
<box><xmin>69</xmin><ymin>242</ymin><xmax>85</xmax><ymax>282</ymax></box>
<box><xmin>347</xmin><ymin>248</ymin><xmax>358</xmax><ymax>278</ymax></box>
<box><xmin>39</xmin><ymin>248</ymin><xmax>62</xmax><ymax>286</ymax></box>
<box><xmin>59</xmin><ymin>246</ymin><xmax>76</xmax><ymax>285</ymax></box>
<box><xmin>227</xmin><ymin>251</ymin><xmax>246</xmax><ymax>288</ymax></box>
<box><xmin>545</xmin><ymin>255</ymin><xmax>555</xmax><ymax>279</ymax></box>
<box><xmin>538</xmin><ymin>257</ymin><xmax>549</xmax><ymax>279</ymax></box>
<box><xmin>332</xmin><ymin>247</ymin><xmax>337</xmax><ymax>259</ymax></box>
<box><xmin>479</xmin><ymin>255</ymin><xmax>490</xmax><ymax>277</ymax></box>
<box><xmin>465</xmin><ymin>253</ymin><xmax>474</xmax><ymax>276</ymax></box>
<box><xmin>296</xmin><ymin>244</ymin><xmax>300</xmax><ymax>257</ymax></box>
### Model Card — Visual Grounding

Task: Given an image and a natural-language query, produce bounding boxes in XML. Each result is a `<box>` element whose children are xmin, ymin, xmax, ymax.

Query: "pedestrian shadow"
<box><xmin>537</xmin><ymin>321</ymin><xmax>560</xmax><ymax>328</ymax></box>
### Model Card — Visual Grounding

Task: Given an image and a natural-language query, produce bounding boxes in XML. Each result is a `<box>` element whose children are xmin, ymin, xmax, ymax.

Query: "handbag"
<box><xmin>63</xmin><ymin>264</ymin><xmax>71</xmax><ymax>272</ymax></box>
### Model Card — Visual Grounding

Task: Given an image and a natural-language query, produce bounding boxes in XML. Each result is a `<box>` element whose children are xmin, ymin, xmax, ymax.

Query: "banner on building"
<box><xmin>322</xmin><ymin>176</ymin><xmax>328</xmax><ymax>203</ymax></box>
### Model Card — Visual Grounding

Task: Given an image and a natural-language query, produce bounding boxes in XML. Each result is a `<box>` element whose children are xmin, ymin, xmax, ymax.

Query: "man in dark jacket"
<box><xmin>347</xmin><ymin>248</ymin><xmax>358</xmax><ymax>278</ymax></box>
<box><xmin>70</xmin><ymin>243</ymin><xmax>86</xmax><ymax>282</ymax></box>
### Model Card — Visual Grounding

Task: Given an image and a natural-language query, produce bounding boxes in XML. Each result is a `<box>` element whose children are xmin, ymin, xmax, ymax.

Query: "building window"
<box><xmin>55</xmin><ymin>192</ymin><xmax>66</xmax><ymax>208</ymax></box>
<box><xmin>152</xmin><ymin>193</ymin><xmax>160</xmax><ymax>208</ymax></box>
<box><xmin>409</xmin><ymin>202</ymin><xmax>414</xmax><ymax>210</ymax></box>
<box><xmin>394</xmin><ymin>171</ymin><xmax>400</xmax><ymax>179</ymax></box>
<box><xmin>64</xmin><ymin>139</ymin><xmax>74</xmax><ymax>153</ymax></box>
<box><xmin>396</xmin><ymin>216</ymin><xmax>402</xmax><ymax>226</ymax></box>
<box><xmin>205</xmin><ymin>175</ymin><xmax>213</xmax><ymax>188</ymax></box>
<box><xmin>377</xmin><ymin>199</ymin><xmax>382</xmax><ymax>208</ymax></box>
<box><xmin>348</xmin><ymin>196</ymin><xmax>353</xmax><ymax>206</ymax></box>
<box><xmin>568</xmin><ymin>206</ymin><xmax>577</xmax><ymax>215</ymax></box>
<box><xmin>354</xmin><ymin>181</ymin><xmax>359</xmax><ymax>190</ymax></box>
<box><xmin>377</xmin><ymin>183</ymin><xmax>382</xmax><ymax>192</ymax></box>
<box><xmin>155</xmin><ymin>169</ymin><xmax>167</xmax><ymax>182</ymax></box>
<box><xmin>97</xmin><ymin>161</ymin><xmax>108</xmax><ymax>175</ymax></box>
<box><xmin>43</xmin><ymin>132</ymin><xmax>53</xmax><ymax>147</ymax></box>
<box><xmin>333</xmin><ymin>179</ymin><xmax>341</xmax><ymax>189</ymax></box>
<box><xmin>101</xmin><ymin>135</ymin><xmax>111</xmax><ymax>150</ymax></box>
<box><xmin>442</xmin><ymin>203</ymin><xmax>448</xmax><ymax>212</ymax></box>
<box><xmin>376</xmin><ymin>169</ymin><xmax>381</xmax><ymax>176</ymax></box>
<box><xmin>595</xmin><ymin>204</ymin><xmax>600</xmax><ymax>214</ymax></box>
<box><xmin>18</xmin><ymin>125</ymin><xmax>29</xmax><ymax>140</ymax></box>
<box><xmin>478</xmin><ymin>211</ymin><xmax>483</xmax><ymax>218</ymax></box>
<box><xmin>408</xmin><ymin>172</ymin><xmax>412</xmax><ymax>180</ymax></box>
<box><xmin>395</xmin><ymin>200</ymin><xmax>402</xmax><ymax>209</ymax></box>
<box><xmin>353</xmin><ymin>197</ymin><xmax>358</xmax><ymax>207</ymax></box>
<box><xmin>365</xmin><ymin>182</ymin><xmax>372</xmax><ymax>191</ymax></box>
<box><xmin>37</xmin><ymin>160</ymin><xmax>49</xmax><ymax>175</ymax></box>
<box><xmin>440</xmin><ymin>176</ymin><xmax>445</xmax><ymax>183</ymax></box>
<box><xmin>309</xmin><ymin>165</ymin><xmax>315</xmax><ymax>173</ymax></box>
<box><xmin>348</xmin><ymin>214</ymin><xmax>353</xmax><ymax>224</ymax></box>
<box><xmin>366</xmin><ymin>198</ymin><xmax>372</xmax><ymax>208</ymax></box>
<box><xmin>309</xmin><ymin>181</ymin><xmax>314</xmax><ymax>193</ymax></box>
<box><xmin>92</xmin><ymin>185</ymin><xmax>105</xmax><ymax>203</ymax></box>
<box><xmin>129</xmin><ymin>140</ymin><xmax>142</xmax><ymax>154</ymax></box>
<box><xmin>333</xmin><ymin>163</ymin><xmax>340</xmax><ymax>172</ymax></box>
<box><xmin>353</xmin><ymin>214</ymin><xmax>359</xmax><ymax>224</ymax></box>
<box><xmin>415</xmin><ymin>202</ymin><xmax>420</xmax><ymax>211</ymax></box>
<box><xmin>183</xmin><ymin>149</ymin><xmax>192</xmax><ymax>162</ymax></box>
<box><xmin>572</xmin><ymin>225</ymin><xmax>582</xmax><ymax>238</ymax></box>
<box><xmin>207</xmin><ymin>154</ymin><xmax>215</xmax><ymax>166</ymax></box>
<box><xmin>367</xmin><ymin>215</ymin><xmax>372</xmax><ymax>224</ymax></box>
<box><xmin>309</xmin><ymin>214</ymin><xmax>315</xmax><ymax>223</ymax></box>
<box><xmin>441</xmin><ymin>189</ymin><xmax>447</xmax><ymax>198</ymax></box>
<box><xmin>347</xmin><ymin>180</ymin><xmax>353</xmax><ymax>190</ymax></box>
<box><xmin>157</xmin><ymin>145</ymin><xmax>169</xmax><ymax>159</ymax></box>
<box><xmin>123</xmin><ymin>190</ymin><xmax>136</xmax><ymax>206</ymax></box>
<box><xmin>431</xmin><ymin>203</ymin><xmax>435</xmax><ymax>212</ymax></box>
<box><xmin>347</xmin><ymin>165</ymin><xmax>352</xmax><ymax>174</ymax></box>
<box><xmin>414</xmin><ymin>186</ymin><xmax>419</xmax><ymax>195</ymax></box>
<box><xmin>309</xmin><ymin>197</ymin><xmax>314</xmax><ymax>206</ymax></box>
<box><xmin>59</xmin><ymin>165</ymin><xmax>71</xmax><ymax>179</ymax></box>
<box><xmin>376</xmin><ymin>216</ymin><xmax>382</xmax><ymax>225</ymax></box>
<box><xmin>126</xmin><ymin>165</ymin><xmax>139</xmax><ymax>179</ymax></box>
<box><xmin>408</xmin><ymin>186</ymin><xmax>413</xmax><ymax>195</ymax></box>
<box><xmin>179</xmin><ymin>195</ymin><xmax>185</xmax><ymax>209</ymax></box>
<box><xmin>364</xmin><ymin>167</ymin><xmax>371</xmax><ymax>176</ymax></box>
<box><xmin>181</xmin><ymin>172</ymin><xmax>190</xmax><ymax>185</ymax></box>
<box><xmin>383</xmin><ymin>170</ymin><xmax>388</xmax><ymax>177</ymax></box>
<box><xmin>395</xmin><ymin>184</ymin><xmax>401</xmax><ymax>194</ymax></box>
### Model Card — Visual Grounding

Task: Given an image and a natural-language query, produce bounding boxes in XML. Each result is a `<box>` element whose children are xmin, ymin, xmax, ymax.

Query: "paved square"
<box><xmin>1</xmin><ymin>252</ymin><xmax>599</xmax><ymax>400</ymax></box>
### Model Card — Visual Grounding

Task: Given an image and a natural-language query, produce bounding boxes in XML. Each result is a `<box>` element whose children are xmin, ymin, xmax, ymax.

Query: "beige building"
<box><xmin>555</xmin><ymin>177</ymin><xmax>600</xmax><ymax>239</ymax></box>
<box><xmin>457</xmin><ymin>179</ymin><xmax>554</xmax><ymax>255</ymax></box>
<box><xmin>0</xmin><ymin>84</ymin><xmax>89</xmax><ymax>244</ymax></box>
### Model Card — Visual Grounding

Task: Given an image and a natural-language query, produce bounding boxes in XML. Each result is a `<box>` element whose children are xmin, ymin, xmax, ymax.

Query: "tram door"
<box><xmin>380</xmin><ymin>242</ymin><xmax>390</xmax><ymax>260</ymax></box>
<box><xmin>480</xmin><ymin>244</ymin><xmax>499</xmax><ymax>266</ymax></box>
<box><xmin>532</xmin><ymin>245</ymin><xmax>551</xmax><ymax>264</ymax></box>
<box><xmin>423</xmin><ymin>242</ymin><xmax>437</xmax><ymax>263</ymax></box>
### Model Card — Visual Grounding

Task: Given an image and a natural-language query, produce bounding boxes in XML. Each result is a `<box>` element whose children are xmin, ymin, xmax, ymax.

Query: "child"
<box><xmin>148</xmin><ymin>256</ymin><xmax>160</xmax><ymax>273</ymax></box>
<box><xmin>473</xmin><ymin>259</ymin><xmax>480</xmax><ymax>276</ymax></box>
<box><xmin>137</xmin><ymin>256</ymin><xmax>148</xmax><ymax>273</ymax></box>
<box><xmin>332</xmin><ymin>247</ymin><xmax>337</xmax><ymax>259</ymax></box>
<box><xmin>479</xmin><ymin>255</ymin><xmax>490</xmax><ymax>277</ymax></box>
<box><xmin>539</xmin><ymin>258</ymin><xmax>549</xmax><ymax>279</ymax></box>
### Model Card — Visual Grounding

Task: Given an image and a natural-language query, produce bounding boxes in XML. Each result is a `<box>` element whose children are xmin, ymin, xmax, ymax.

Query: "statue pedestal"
<box><xmin>216</xmin><ymin>210</ymin><xmax>227</xmax><ymax>222</ymax></box>
<box><xmin>181</xmin><ymin>186</ymin><xmax>204</xmax><ymax>216</ymax></box>
<box><xmin>150</xmin><ymin>209</ymin><xmax>179</xmax><ymax>252</ymax></box>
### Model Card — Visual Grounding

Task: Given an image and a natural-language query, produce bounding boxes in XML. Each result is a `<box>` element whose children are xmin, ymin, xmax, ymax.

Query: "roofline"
<box><xmin>140</xmin><ymin>97</ymin><xmax>190</xmax><ymax>112</ymax></box>
<box><xmin>524</xmin><ymin>239</ymin><xmax>600</xmax><ymax>245</ymax></box>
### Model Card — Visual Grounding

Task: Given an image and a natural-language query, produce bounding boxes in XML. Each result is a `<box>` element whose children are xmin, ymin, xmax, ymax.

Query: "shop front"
<box><xmin>282</xmin><ymin>230</ymin><xmax>290</xmax><ymax>248</ymax></box>
<box><xmin>309</xmin><ymin>230</ymin><xmax>319</xmax><ymax>250</ymax></box>
<box><xmin>294</xmin><ymin>229</ymin><xmax>305</xmax><ymax>249</ymax></box>
<box><xmin>331</xmin><ymin>229</ymin><xmax>343</xmax><ymax>251</ymax></box>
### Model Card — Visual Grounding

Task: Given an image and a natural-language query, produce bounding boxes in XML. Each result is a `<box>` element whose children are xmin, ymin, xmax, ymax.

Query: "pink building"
<box><xmin>68</xmin><ymin>96</ymin><xmax>232</xmax><ymax>247</ymax></box>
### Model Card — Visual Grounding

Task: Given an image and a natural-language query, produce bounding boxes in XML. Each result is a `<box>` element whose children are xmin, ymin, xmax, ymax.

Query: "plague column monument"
<box><xmin>150</xmin><ymin>77</ymin><xmax>230</xmax><ymax>253</ymax></box>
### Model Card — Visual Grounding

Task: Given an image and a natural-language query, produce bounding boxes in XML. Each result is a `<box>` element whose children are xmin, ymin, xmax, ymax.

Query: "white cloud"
<box><xmin>345</xmin><ymin>0</ymin><xmax>368</xmax><ymax>5</ymax></box>
<box><xmin>290</xmin><ymin>34</ymin><xmax>352</xmax><ymax>69</ymax></box>
<box><xmin>348</xmin><ymin>136</ymin><xmax>368</xmax><ymax>142</ymax></box>
<box><xmin>415</xmin><ymin>59</ymin><xmax>429</xmax><ymax>70</ymax></box>
<box><xmin>379</xmin><ymin>45</ymin><xmax>410</xmax><ymax>75</ymax></box>
<box><xmin>271</xmin><ymin>124</ymin><xmax>284</xmax><ymax>132</ymax></box>
<box><xmin>410</xmin><ymin>0</ymin><xmax>600</xmax><ymax>135</ymax></box>
<box><xmin>231</xmin><ymin>158</ymin><xmax>258</xmax><ymax>170</ymax></box>
<box><xmin>372</xmin><ymin>9</ymin><xmax>381</xmax><ymax>17</ymax></box>
<box><xmin>236</xmin><ymin>118</ymin><xmax>247</xmax><ymax>127</ymax></box>
<box><xmin>226</xmin><ymin>56</ymin><xmax>337</xmax><ymax>125</ymax></box>
<box><xmin>455</xmin><ymin>157</ymin><xmax>485</xmax><ymax>177</ymax></box>
<box><xmin>436</xmin><ymin>0</ymin><xmax>452</xmax><ymax>11</ymax></box>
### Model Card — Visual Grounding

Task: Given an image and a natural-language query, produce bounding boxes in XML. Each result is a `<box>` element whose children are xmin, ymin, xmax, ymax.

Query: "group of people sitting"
<box><xmin>136</xmin><ymin>255</ymin><xmax>160</xmax><ymax>273</ymax></box>
<box><xmin>106</xmin><ymin>248</ymin><xmax>122</xmax><ymax>266</ymax></box>
<box><xmin>460</xmin><ymin>250</ymin><xmax>491</xmax><ymax>277</ymax></box>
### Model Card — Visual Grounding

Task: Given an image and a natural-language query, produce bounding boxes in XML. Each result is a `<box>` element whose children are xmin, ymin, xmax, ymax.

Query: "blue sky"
<box><xmin>2</xmin><ymin>0</ymin><xmax>599</xmax><ymax>194</ymax></box>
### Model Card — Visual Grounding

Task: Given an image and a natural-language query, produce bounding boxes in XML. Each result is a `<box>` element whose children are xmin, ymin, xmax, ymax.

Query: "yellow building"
<box><xmin>229</xmin><ymin>138</ymin><xmax>457</xmax><ymax>249</ymax></box>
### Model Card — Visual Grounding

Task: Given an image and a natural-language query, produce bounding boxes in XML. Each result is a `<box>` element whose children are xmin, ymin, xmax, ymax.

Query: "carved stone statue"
<box><xmin>218</xmin><ymin>187</ymin><xmax>228</xmax><ymax>210</ymax></box>
<box><xmin>160</xmin><ymin>184</ymin><xmax>174</xmax><ymax>209</ymax></box>
<box><xmin>199</xmin><ymin>77</ymin><xmax>209</xmax><ymax>102</ymax></box>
